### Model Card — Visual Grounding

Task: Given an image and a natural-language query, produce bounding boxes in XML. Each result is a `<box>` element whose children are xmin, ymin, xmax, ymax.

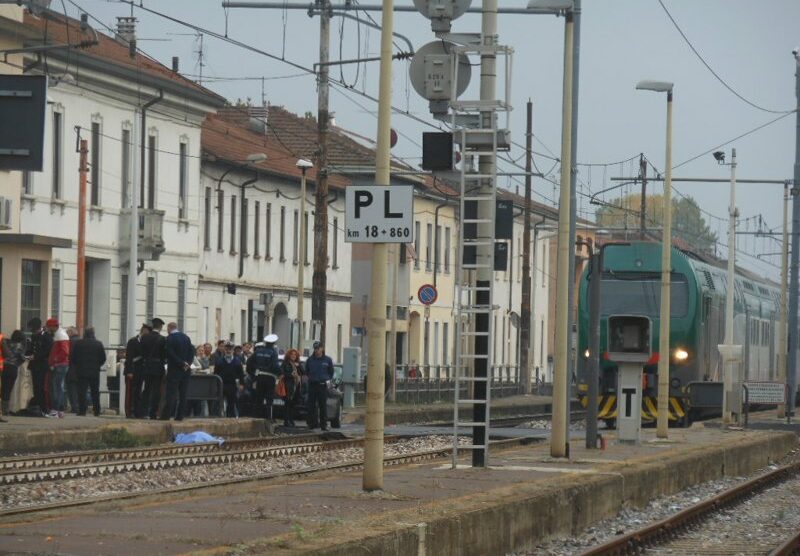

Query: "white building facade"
<box><xmin>198</xmin><ymin>115</ymin><xmax>352</xmax><ymax>359</ymax></box>
<box><xmin>12</xmin><ymin>13</ymin><xmax>224</xmax><ymax>344</ymax></box>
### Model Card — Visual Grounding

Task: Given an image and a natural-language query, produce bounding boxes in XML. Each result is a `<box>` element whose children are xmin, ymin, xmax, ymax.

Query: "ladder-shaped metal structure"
<box><xmin>450</xmin><ymin>43</ymin><xmax>513</xmax><ymax>468</ymax></box>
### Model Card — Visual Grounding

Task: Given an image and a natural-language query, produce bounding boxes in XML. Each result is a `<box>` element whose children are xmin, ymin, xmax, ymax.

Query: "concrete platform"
<box><xmin>0</xmin><ymin>394</ymin><xmax>564</xmax><ymax>454</ymax></box>
<box><xmin>0</xmin><ymin>425</ymin><xmax>795</xmax><ymax>555</ymax></box>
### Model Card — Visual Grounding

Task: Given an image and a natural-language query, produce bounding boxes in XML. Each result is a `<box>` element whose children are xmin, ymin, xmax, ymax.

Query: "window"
<box><xmin>22</xmin><ymin>171</ymin><xmax>32</xmax><ymax>195</ymax></box>
<box><xmin>241</xmin><ymin>198</ymin><xmax>249</xmax><ymax>256</ymax></box>
<box><xmin>292</xmin><ymin>209</ymin><xmax>299</xmax><ymax>264</ymax></box>
<box><xmin>423</xmin><ymin>319</ymin><xmax>430</xmax><ymax>366</ymax></box>
<box><xmin>425</xmin><ymin>223</ymin><xmax>433</xmax><ymax>271</ymax></box>
<box><xmin>120</xmin><ymin>275</ymin><xmax>128</xmax><ymax>344</ymax></box>
<box><xmin>600</xmin><ymin>274</ymin><xmax>690</xmax><ymax>318</ymax></box>
<box><xmin>433</xmin><ymin>321</ymin><xmax>439</xmax><ymax>366</ymax></box>
<box><xmin>230</xmin><ymin>195</ymin><xmax>237</xmax><ymax>253</ymax></box>
<box><xmin>121</xmin><ymin>129</ymin><xmax>131</xmax><ymax>207</ymax></box>
<box><xmin>21</xmin><ymin>260</ymin><xmax>43</xmax><ymax>327</ymax></box>
<box><xmin>90</xmin><ymin>122</ymin><xmax>101</xmax><ymax>206</ymax></box>
<box><xmin>434</xmin><ymin>225</ymin><xmax>441</xmax><ymax>272</ymax></box>
<box><xmin>303</xmin><ymin>211</ymin><xmax>309</xmax><ymax>265</ymax></box>
<box><xmin>177</xmin><ymin>278</ymin><xmax>186</xmax><ymax>331</ymax></box>
<box><xmin>266</xmin><ymin>203</ymin><xmax>272</xmax><ymax>259</ymax></box>
<box><xmin>203</xmin><ymin>187</ymin><xmax>211</xmax><ymax>250</ymax></box>
<box><xmin>216</xmin><ymin>189</ymin><xmax>224</xmax><ymax>252</ymax></box>
<box><xmin>241</xmin><ymin>309</ymin><xmax>248</xmax><ymax>343</ymax></box>
<box><xmin>279</xmin><ymin>206</ymin><xmax>286</xmax><ymax>262</ymax></box>
<box><xmin>52</xmin><ymin>111</ymin><xmax>62</xmax><ymax>198</ymax></box>
<box><xmin>399</xmin><ymin>243</ymin><xmax>407</xmax><ymax>266</ymax></box>
<box><xmin>146</xmin><ymin>276</ymin><xmax>155</xmax><ymax>321</ymax></box>
<box><xmin>332</xmin><ymin>217</ymin><xmax>339</xmax><ymax>268</ymax></box>
<box><xmin>147</xmin><ymin>135</ymin><xmax>156</xmax><ymax>209</ymax></box>
<box><xmin>442</xmin><ymin>322</ymin><xmax>449</xmax><ymax>366</ymax></box>
<box><xmin>178</xmin><ymin>142</ymin><xmax>188</xmax><ymax>219</ymax></box>
<box><xmin>414</xmin><ymin>221</ymin><xmax>421</xmax><ymax>269</ymax></box>
<box><xmin>50</xmin><ymin>268</ymin><xmax>61</xmax><ymax>322</ymax></box>
<box><xmin>254</xmin><ymin>200</ymin><xmax>261</xmax><ymax>257</ymax></box>
<box><xmin>444</xmin><ymin>227</ymin><xmax>451</xmax><ymax>272</ymax></box>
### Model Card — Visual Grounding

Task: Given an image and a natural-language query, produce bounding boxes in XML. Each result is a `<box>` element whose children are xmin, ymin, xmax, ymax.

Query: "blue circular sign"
<box><xmin>418</xmin><ymin>284</ymin><xmax>438</xmax><ymax>306</ymax></box>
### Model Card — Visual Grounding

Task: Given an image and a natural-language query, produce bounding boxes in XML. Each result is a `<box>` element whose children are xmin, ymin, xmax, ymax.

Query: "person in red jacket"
<box><xmin>46</xmin><ymin>318</ymin><xmax>70</xmax><ymax>417</ymax></box>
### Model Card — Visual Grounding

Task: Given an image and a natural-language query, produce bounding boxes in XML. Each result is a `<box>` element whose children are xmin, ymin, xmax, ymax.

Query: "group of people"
<box><xmin>123</xmin><ymin>321</ymin><xmax>336</xmax><ymax>429</ymax></box>
<box><xmin>0</xmin><ymin>317</ymin><xmax>109</xmax><ymax>421</ymax></box>
<box><xmin>0</xmin><ymin>315</ymin><xmax>337</xmax><ymax>429</ymax></box>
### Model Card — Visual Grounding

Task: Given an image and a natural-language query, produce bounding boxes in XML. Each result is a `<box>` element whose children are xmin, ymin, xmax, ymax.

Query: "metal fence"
<box><xmin>354</xmin><ymin>365</ymin><xmax>523</xmax><ymax>405</ymax></box>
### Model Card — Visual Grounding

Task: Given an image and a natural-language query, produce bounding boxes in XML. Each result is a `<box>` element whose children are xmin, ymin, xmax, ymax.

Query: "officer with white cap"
<box><xmin>246</xmin><ymin>333</ymin><xmax>280</xmax><ymax>421</ymax></box>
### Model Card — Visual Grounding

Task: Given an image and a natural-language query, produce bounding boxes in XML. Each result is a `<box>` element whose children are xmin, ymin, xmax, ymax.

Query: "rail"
<box><xmin>580</xmin><ymin>460</ymin><xmax>800</xmax><ymax>555</ymax></box>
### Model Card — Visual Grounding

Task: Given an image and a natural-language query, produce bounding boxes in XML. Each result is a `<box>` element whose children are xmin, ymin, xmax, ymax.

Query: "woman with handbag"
<box><xmin>279</xmin><ymin>349</ymin><xmax>302</xmax><ymax>427</ymax></box>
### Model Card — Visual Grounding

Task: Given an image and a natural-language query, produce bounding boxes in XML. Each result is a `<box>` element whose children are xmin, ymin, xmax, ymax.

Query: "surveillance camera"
<box><xmin>794</xmin><ymin>47</ymin><xmax>800</xmax><ymax>57</ymax></box>
<box><xmin>712</xmin><ymin>151</ymin><xmax>725</xmax><ymax>163</ymax></box>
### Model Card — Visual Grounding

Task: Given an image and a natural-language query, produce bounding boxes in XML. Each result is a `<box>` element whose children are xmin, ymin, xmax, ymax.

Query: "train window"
<box><xmin>743</xmin><ymin>281</ymin><xmax>755</xmax><ymax>292</ymax></box>
<box><xmin>600</xmin><ymin>273</ymin><xmax>689</xmax><ymax>318</ymax></box>
<box><xmin>758</xmin><ymin>286</ymin><xmax>769</xmax><ymax>296</ymax></box>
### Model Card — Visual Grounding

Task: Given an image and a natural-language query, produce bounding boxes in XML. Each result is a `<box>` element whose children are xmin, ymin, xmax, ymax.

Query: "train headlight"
<box><xmin>674</xmin><ymin>348</ymin><xmax>689</xmax><ymax>361</ymax></box>
<box><xmin>584</xmin><ymin>349</ymin><xmax>590</xmax><ymax>358</ymax></box>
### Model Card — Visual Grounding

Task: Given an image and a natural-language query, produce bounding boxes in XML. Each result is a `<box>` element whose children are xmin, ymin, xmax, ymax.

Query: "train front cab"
<box><xmin>577</xmin><ymin>242</ymin><xmax>697</xmax><ymax>427</ymax></box>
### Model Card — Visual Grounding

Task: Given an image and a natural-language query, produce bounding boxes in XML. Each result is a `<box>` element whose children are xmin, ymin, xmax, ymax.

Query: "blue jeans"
<box><xmin>50</xmin><ymin>365</ymin><xmax>68</xmax><ymax>411</ymax></box>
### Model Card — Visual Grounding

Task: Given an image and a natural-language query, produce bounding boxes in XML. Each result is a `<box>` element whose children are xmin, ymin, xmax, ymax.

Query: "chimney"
<box><xmin>116</xmin><ymin>16</ymin><xmax>137</xmax><ymax>53</ymax></box>
<box><xmin>172</xmin><ymin>56</ymin><xmax>179</xmax><ymax>73</ymax></box>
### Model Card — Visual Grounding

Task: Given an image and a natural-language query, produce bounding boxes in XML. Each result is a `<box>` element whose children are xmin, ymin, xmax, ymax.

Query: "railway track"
<box><xmin>0</xmin><ymin>432</ymin><xmax>397</xmax><ymax>485</ymax></box>
<box><xmin>0</xmin><ymin>436</ymin><xmax>530</xmax><ymax>519</ymax></box>
<box><xmin>580</xmin><ymin>460</ymin><xmax>800</xmax><ymax>556</ymax></box>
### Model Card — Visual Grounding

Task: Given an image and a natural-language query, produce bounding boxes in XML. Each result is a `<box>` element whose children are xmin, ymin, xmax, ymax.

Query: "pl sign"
<box><xmin>345</xmin><ymin>185</ymin><xmax>414</xmax><ymax>243</ymax></box>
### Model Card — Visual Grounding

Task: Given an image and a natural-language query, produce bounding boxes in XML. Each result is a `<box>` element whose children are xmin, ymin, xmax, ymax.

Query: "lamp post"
<box><xmin>529</xmin><ymin>0</ymin><xmax>575</xmax><ymax>459</ymax></box>
<box><xmin>296</xmin><ymin>158</ymin><xmax>314</xmax><ymax>347</ymax></box>
<box><xmin>636</xmin><ymin>80</ymin><xmax>674</xmax><ymax>439</ymax></box>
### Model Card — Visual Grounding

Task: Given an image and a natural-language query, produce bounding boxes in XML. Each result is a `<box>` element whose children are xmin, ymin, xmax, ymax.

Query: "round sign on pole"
<box><xmin>418</xmin><ymin>284</ymin><xmax>438</xmax><ymax>306</ymax></box>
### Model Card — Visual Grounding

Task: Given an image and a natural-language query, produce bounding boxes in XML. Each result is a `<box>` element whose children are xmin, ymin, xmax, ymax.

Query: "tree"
<box><xmin>595</xmin><ymin>192</ymin><xmax>718</xmax><ymax>252</ymax></box>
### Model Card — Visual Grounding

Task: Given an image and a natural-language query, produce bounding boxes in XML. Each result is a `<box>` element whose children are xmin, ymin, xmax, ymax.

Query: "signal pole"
<box><xmin>639</xmin><ymin>153</ymin><xmax>647</xmax><ymax>238</ymax></box>
<box><xmin>363</xmin><ymin>0</ymin><xmax>393</xmax><ymax>491</ymax></box>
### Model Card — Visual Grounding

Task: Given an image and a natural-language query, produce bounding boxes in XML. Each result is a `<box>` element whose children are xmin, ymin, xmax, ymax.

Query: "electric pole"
<box><xmin>639</xmin><ymin>153</ymin><xmax>647</xmax><ymax>238</ymax></box>
<box><xmin>312</xmin><ymin>0</ymin><xmax>332</xmax><ymax>343</ymax></box>
<box><xmin>520</xmin><ymin>100</ymin><xmax>533</xmax><ymax>395</ymax></box>
<box><xmin>788</xmin><ymin>49</ymin><xmax>800</xmax><ymax>418</ymax></box>
<box><xmin>76</xmin><ymin>138</ymin><xmax>88</xmax><ymax>335</ymax></box>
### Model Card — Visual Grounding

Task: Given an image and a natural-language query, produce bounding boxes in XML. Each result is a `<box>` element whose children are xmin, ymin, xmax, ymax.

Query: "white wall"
<box><xmin>19</xmin><ymin>66</ymin><xmax>213</xmax><ymax>345</ymax></box>
<box><xmin>198</xmin><ymin>165</ymin><xmax>351</xmax><ymax>358</ymax></box>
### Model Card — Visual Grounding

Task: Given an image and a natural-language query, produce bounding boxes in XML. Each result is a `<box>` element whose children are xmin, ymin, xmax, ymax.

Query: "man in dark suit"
<box><xmin>70</xmin><ymin>327</ymin><xmax>107</xmax><ymax>416</ymax></box>
<box><xmin>163</xmin><ymin>322</ymin><xmax>194</xmax><ymax>421</ymax></box>
<box><xmin>138</xmin><ymin>318</ymin><xmax>166</xmax><ymax>419</ymax></box>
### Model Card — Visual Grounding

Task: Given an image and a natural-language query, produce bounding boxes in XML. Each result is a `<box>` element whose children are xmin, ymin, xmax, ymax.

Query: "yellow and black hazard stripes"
<box><xmin>587</xmin><ymin>395</ymin><xmax>685</xmax><ymax>423</ymax></box>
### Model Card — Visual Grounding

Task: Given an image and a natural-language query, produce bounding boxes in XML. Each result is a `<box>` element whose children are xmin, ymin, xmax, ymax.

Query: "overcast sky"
<box><xmin>62</xmin><ymin>0</ymin><xmax>799</xmax><ymax>279</ymax></box>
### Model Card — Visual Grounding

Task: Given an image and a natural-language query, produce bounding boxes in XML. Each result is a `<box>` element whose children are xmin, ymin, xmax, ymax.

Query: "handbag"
<box><xmin>275</xmin><ymin>375</ymin><xmax>287</xmax><ymax>398</ymax></box>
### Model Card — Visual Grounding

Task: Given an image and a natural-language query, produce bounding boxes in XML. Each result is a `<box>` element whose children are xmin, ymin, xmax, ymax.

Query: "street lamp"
<box><xmin>296</xmin><ymin>158</ymin><xmax>314</xmax><ymax>347</ymax></box>
<box><xmin>636</xmin><ymin>79</ymin><xmax>673</xmax><ymax>439</ymax></box>
<box><xmin>215</xmin><ymin>152</ymin><xmax>267</xmax><ymax>193</ymax></box>
<box><xmin>715</xmin><ymin>149</ymin><xmax>740</xmax><ymax>425</ymax></box>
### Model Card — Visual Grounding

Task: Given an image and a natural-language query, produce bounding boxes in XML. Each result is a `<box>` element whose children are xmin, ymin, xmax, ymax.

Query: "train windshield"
<box><xmin>600</xmin><ymin>273</ymin><xmax>689</xmax><ymax>318</ymax></box>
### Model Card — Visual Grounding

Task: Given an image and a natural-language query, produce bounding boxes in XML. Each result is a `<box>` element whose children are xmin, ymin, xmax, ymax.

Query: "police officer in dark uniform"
<box><xmin>138</xmin><ymin>318</ymin><xmax>166</xmax><ymax>419</ymax></box>
<box><xmin>246</xmin><ymin>333</ymin><xmax>279</xmax><ymax>422</ymax></box>
<box><xmin>125</xmin><ymin>322</ymin><xmax>151</xmax><ymax>418</ymax></box>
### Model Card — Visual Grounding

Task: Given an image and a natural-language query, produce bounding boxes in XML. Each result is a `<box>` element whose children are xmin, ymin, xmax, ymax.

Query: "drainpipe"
<box><xmin>238</xmin><ymin>175</ymin><xmax>258</xmax><ymax>278</ymax></box>
<box><xmin>432</xmin><ymin>201</ymin><xmax>448</xmax><ymax>288</ymax></box>
<box><xmin>139</xmin><ymin>90</ymin><xmax>164</xmax><ymax>211</ymax></box>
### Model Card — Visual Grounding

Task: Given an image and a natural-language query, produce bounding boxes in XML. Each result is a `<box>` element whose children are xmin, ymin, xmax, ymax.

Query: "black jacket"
<box><xmin>165</xmin><ymin>330</ymin><xmax>194</xmax><ymax>372</ymax></box>
<box><xmin>139</xmin><ymin>330</ymin><xmax>166</xmax><ymax>376</ymax></box>
<box><xmin>124</xmin><ymin>335</ymin><xmax>141</xmax><ymax>375</ymax></box>
<box><xmin>28</xmin><ymin>330</ymin><xmax>52</xmax><ymax>373</ymax></box>
<box><xmin>71</xmin><ymin>337</ymin><xmax>107</xmax><ymax>378</ymax></box>
<box><xmin>214</xmin><ymin>357</ymin><xmax>244</xmax><ymax>385</ymax></box>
